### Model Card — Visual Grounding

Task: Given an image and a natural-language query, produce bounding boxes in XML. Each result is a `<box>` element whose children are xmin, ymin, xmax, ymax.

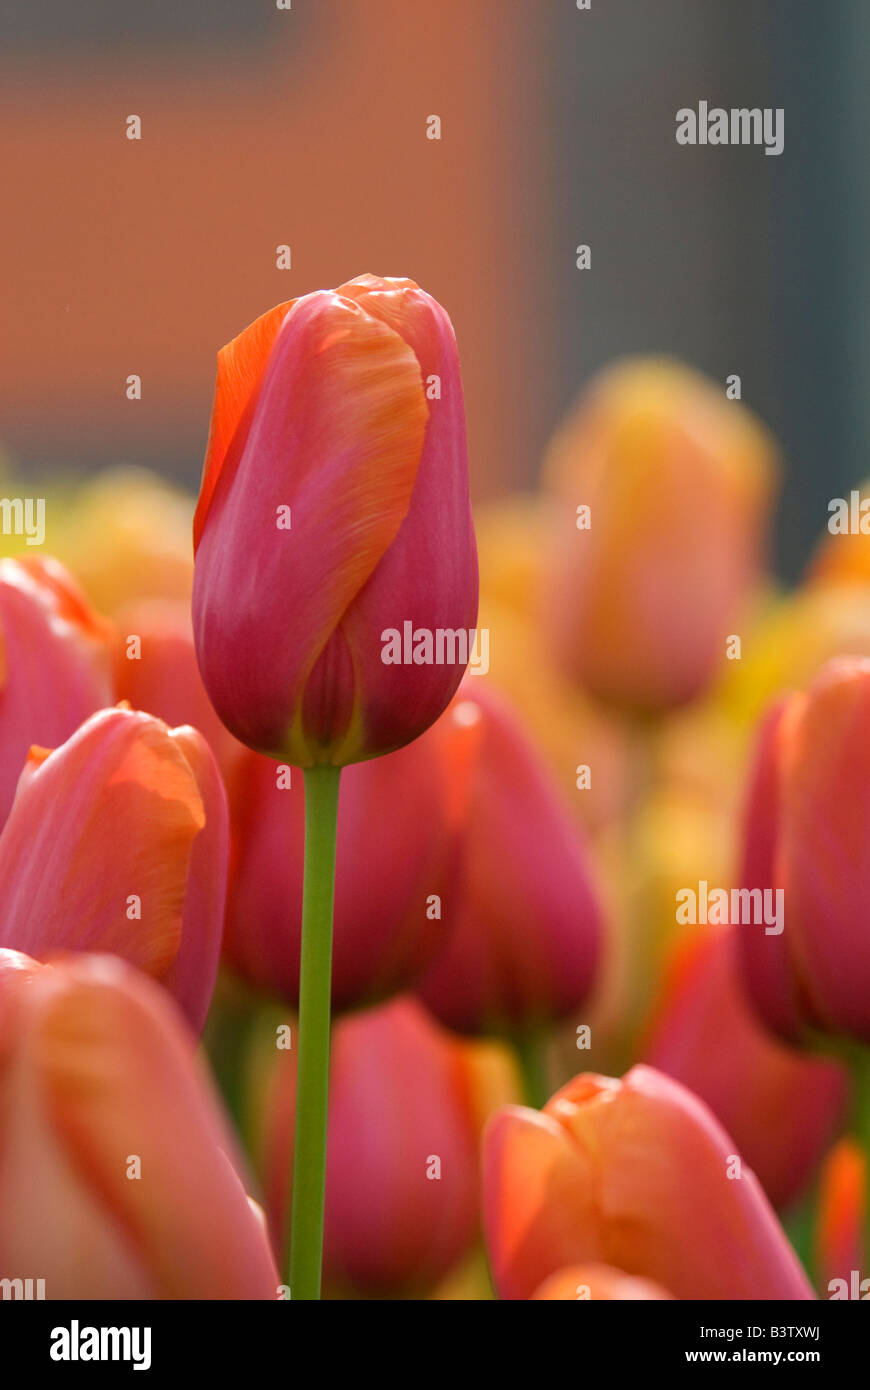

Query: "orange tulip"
<box><xmin>0</xmin><ymin>706</ymin><xmax>227</xmax><ymax>1030</ymax></box>
<box><xmin>0</xmin><ymin>949</ymin><xmax>278</xmax><ymax>1299</ymax></box>
<box><xmin>0</xmin><ymin>555</ymin><xmax>112</xmax><ymax>826</ymax></box>
<box><xmin>543</xmin><ymin>359</ymin><xmax>777</xmax><ymax>710</ymax></box>
<box><xmin>484</xmin><ymin>1064</ymin><xmax>814</xmax><ymax>1300</ymax></box>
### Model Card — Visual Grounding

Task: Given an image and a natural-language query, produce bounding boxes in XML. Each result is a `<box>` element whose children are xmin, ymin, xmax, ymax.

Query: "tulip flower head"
<box><xmin>193</xmin><ymin>275</ymin><xmax>478</xmax><ymax>767</ymax></box>
<box><xmin>416</xmin><ymin>681</ymin><xmax>603</xmax><ymax>1035</ymax></box>
<box><xmin>543</xmin><ymin>359</ymin><xmax>778</xmax><ymax>711</ymax></box>
<box><xmin>252</xmin><ymin>997</ymin><xmax>514</xmax><ymax>1297</ymax></box>
<box><xmin>0</xmin><ymin>949</ymin><xmax>278</xmax><ymax>1299</ymax></box>
<box><xmin>0</xmin><ymin>705</ymin><xmax>228</xmax><ymax>1031</ymax></box>
<box><xmin>736</xmin><ymin>657</ymin><xmax>870</xmax><ymax>1046</ymax></box>
<box><xmin>484</xmin><ymin>1064</ymin><xmax>814</xmax><ymax>1300</ymax></box>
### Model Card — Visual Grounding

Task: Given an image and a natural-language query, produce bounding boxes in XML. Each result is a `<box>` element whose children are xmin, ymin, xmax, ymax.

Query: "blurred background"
<box><xmin>1</xmin><ymin>0</ymin><xmax>868</xmax><ymax>578</ymax></box>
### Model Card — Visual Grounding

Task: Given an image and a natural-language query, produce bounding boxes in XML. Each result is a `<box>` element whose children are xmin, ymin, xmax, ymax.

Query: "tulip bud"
<box><xmin>543</xmin><ymin>359</ymin><xmax>778</xmax><ymax>710</ymax></box>
<box><xmin>0</xmin><ymin>706</ymin><xmax>227</xmax><ymax>1031</ymax></box>
<box><xmin>251</xmin><ymin>997</ymin><xmax>516</xmax><ymax>1297</ymax></box>
<box><xmin>644</xmin><ymin>928</ymin><xmax>845</xmax><ymax>1209</ymax></box>
<box><xmin>415</xmin><ymin>682</ymin><xmax>603</xmax><ymax>1035</ymax></box>
<box><xmin>193</xmin><ymin>275</ymin><xmax>478</xmax><ymax>766</ymax></box>
<box><xmin>0</xmin><ymin>556</ymin><xmax>112</xmax><ymax>826</ymax></box>
<box><xmin>484</xmin><ymin>1064</ymin><xmax>814</xmax><ymax>1300</ymax></box>
<box><xmin>736</xmin><ymin>657</ymin><xmax>870</xmax><ymax>1045</ymax></box>
<box><xmin>224</xmin><ymin>723</ymin><xmax>457</xmax><ymax>1012</ymax></box>
<box><xmin>0</xmin><ymin>949</ymin><xmax>278</xmax><ymax>1298</ymax></box>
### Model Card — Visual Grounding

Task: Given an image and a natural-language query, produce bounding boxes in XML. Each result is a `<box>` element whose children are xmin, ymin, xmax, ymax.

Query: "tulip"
<box><xmin>0</xmin><ymin>555</ymin><xmax>112</xmax><ymax>826</ymax></box>
<box><xmin>815</xmin><ymin>1139</ymin><xmax>865</xmax><ymax>1296</ymax></box>
<box><xmin>736</xmin><ymin>657</ymin><xmax>870</xmax><ymax>1045</ymax></box>
<box><xmin>0</xmin><ymin>705</ymin><xmax>227</xmax><ymax>1031</ymax></box>
<box><xmin>644</xmin><ymin>927</ymin><xmax>846</xmax><ymax>1209</ymax></box>
<box><xmin>113</xmin><ymin>597</ymin><xmax>246</xmax><ymax>798</ymax></box>
<box><xmin>223</xmin><ymin>722</ymin><xmax>458</xmax><ymax>1012</ymax></box>
<box><xmin>0</xmin><ymin>949</ymin><xmax>278</xmax><ymax>1298</ymax></box>
<box><xmin>543</xmin><ymin>358</ymin><xmax>778</xmax><ymax>710</ymax></box>
<box><xmin>531</xmin><ymin>1265</ymin><xmax>672</xmax><ymax>1300</ymax></box>
<box><xmin>193</xmin><ymin>274</ymin><xmax>478</xmax><ymax>767</ymax></box>
<box><xmin>52</xmin><ymin>465</ymin><xmax>195</xmax><ymax>616</ymax></box>
<box><xmin>415</xmin><ymin>682</ymin><xmax>603</xmax><ymax>1036</ymax></box>
<box><xmin>484</xmin><ymin>1064</ymin><xmax>814</xmax><ymax>1300</ymax></box>
<box><xmin>250</xmin><ymin>997</ymin><xmax>517</xmax><ymax>1297</ymax></box>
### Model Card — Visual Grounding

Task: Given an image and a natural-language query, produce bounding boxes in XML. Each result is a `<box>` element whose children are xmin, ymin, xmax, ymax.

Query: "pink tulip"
<box><xmin>0</xmin><ymin>706</ymin><xmax>227</xmax><ymax>1031</ymax></box>
<box><xmin>644</xmin><ymin>928</ymin><xmax>845</xmax><ymax>1209</ymax></box>
<box><xmin>193</xmin><ymin>274</ymin><xmax>478</xmax><ymax>766</ymax></box>
<box><xmin>0</xmin><ymin>555</ymin><xmax>112</xmax><ymax>826</ymax></box>
<box><xmin>254</xmin><ymin>998</ymin><xmax>503</xmax><ymax>1296</ymax></box>
<box><xmin>416</xmin><ymin>682</ymin><xmax>603</xmax><ymax>1034</ymax></box>
<box><xmin>737</xmin><ymin>657</ymin><xmax>870</xmax><ymax>1044</ymax></box>
<box><xmin>0</xmin><ymin>949</ymin><xmax>278</xmax><ymax>1298</ymax></box>
<box><xmin>484</xmin><ymin>1064</ymin><xmax>814</xmax><ymax>1300</ymax></box>
<box><xmin>224</xmin><ymin>724</ymin><xmax>458</xmax><ymax>1011</ymax></box>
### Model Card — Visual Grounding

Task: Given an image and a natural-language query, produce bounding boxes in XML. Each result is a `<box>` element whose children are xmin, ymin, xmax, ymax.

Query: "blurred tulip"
<box><xmin>0</xmin><ymin>555</ymin><xmax>112</xmax><ymax>826</ymax></box>
<box><xmin>0</xmin><ymin>949</ymin><xmax>277</xmax><ymax>1298</ymax></box>
<box><xmin>223</xmin><ymin>720</ymin><xmax>459</xmax><ymax>1011</ymax></box>
<box><xmin>113</xmin><ymin>597</ymin><xmax>246</xmax><ymax>798</ymax></box>
<box><xmin>416</xmin><ymin>682</ymin><xmax>603</xmax><ymax>1036</ymax></box>
<box><xmin>484</xmin><ymin>1064</ymin><xmax>814</xmax><ymax>1300</ymax></box>
<box><xmin>531</xmin><ymin>1264</ymin><xmax>672</xmax><ymax>1300</ymax></box>
<box><xmin>644</xmin><ymin>927</ymin><xmax>846</xmax><ymax>1209</ymax></box>
<box><xmin>475</xmin><ymin>496</ymin><xmax>631</xmax><ymax>830</ymax></box>
<box><xmin>815</xmin><ymin>1139</ymin><xmax>865</xmax><ymax>1296</ymax></box>
<box><xmin>543</xmin><ymin>358</ymin><xmax>778</xmax><ymax>710</ymax></box>
<box><xmin>737</xmin><ymin>657</ymin><xmax>870</xmax><ymax>1045</ymax></box>
<box><xmin>251</xmin><ymin>996</ymin><xmax>517</xmax><ymax>1297</ymax></box>
<box><xmin>193</xmin><ymin>274</ymin><xmax>478</xmax><ymax>766</ymax></box>
<box><xmin>51</xmin><ymin>466</ymin><xmax>195</xmax><ymax>616</ymax></box>
<box><xmin>0</xmin><ymin>706</ymin><xmax>227</xmax><ymax>1031</ymax></box>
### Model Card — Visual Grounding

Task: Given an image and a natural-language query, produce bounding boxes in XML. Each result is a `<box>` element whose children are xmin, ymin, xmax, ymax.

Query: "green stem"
<box><xmin>288</xmin><ymin>764</ymin><xmax>341</xmax><ymax>1300</ymax></box>
<box><xmin>513</xmin><ymin>1030</ymin><xmax>549</xmax><ymax>1110</ymax></box>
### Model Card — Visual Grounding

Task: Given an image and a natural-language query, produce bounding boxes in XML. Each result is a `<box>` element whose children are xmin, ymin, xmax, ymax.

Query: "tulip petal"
<box><xmin>24</xmin><ymin>956</ymin><xmax>278</xmax><ymax>1298</ymax></box>
<box><xmin>193</xmin><ymin>299</ymin><xmax>296</xmax><ymax>549</ymax></box>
